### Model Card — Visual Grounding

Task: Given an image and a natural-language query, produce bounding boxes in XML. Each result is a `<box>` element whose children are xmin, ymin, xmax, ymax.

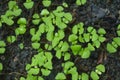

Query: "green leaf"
<box><xmin>87</xmin><ymin>43</ymin><xmax>95</xmax><ymax>51</ymax></box>
<box><xmin>20</xmin><ymin>77</ymin><xmax>26</xmax><ymax>80</ymax></box>
<box><xmin>81</xmin><ymin>48</ymin><xmax>91</xmax><ymax>58</ymax></box>
<box><xmin>43</xmin><ymin>61</ymin><xmax>53</xmax><ymax>70</ymax></box>
<box><xmin>96</xmin><ymin>64</ymin><xmax>105</xmax><ymax>73</ymax></box>
<box><xmin>81</xmin><ymin>0</ymin><xmax>87</xmax><ymax>5</ymax></box>
<box><xmin>38</xmin><ymin>23</ymin><xmax>46</xmax><ymax>33</ymax></box>
<box><xmin>30</xmin><ymin>28</ymin><xmax>35</xmax><ymax>36</ymax></box>
<box><xmin>41</xmin><ymin>9</ymin><xmax>49</xmax><ymax>16</ymax></box>
<box><xmin>71</xmin><ymin>45</ymin><xmax>81</xmax><ymax>55</ymax></box>
<box><xmin>64</xmin><ymin>13</ymin><xmax>72</xmax><ymax>21</ymax></box>
<box><xmin>72</xmin><ymin>25</ymin><xmax>78</xmax><ymax>34</ymax></box>
<box><xmin>79</xmin><ymin>35</ymin><xmax>85</xmax><ymax>43</ymax></box>
<box><xmin>92</xmin><ymin>33</ymin><xmax>98</xmax><ymax>41</ymax></box>
<box><xmin>23</xmin><ymin>1</ymin><xmax>34</xmax><ymax>9</ymax></box>
<box><xmin>44</xmin><ymin>52</ymin><xmax>53</xmax><ymax>60</ymax></box>
<box><xmin>78</xmin><ymin>23</ymin><xmax>84</xmax><ymax>34</ymax></box>
<box><xmin>41</xmin><ymin>69</ymin><xmax>51</xmax><ymax>76</ymax></box>
<box><xmin>7</xmin><ymin>36</ymin><xmax>16</xmax><ymax>43</ymax></box>
<box><xmin>58</xmin><ymin>30</ymin><xmax>65</xmax><ymax>40</ymax></box>
<box><xmin>56</xmin><ymin>50</ymin><xmax>62</xmax><ymax>59</ymax></box>
<box><xmin>0</xmin><ymin>41</ymin><xmax>6</xmax><ymax>47</ymax></box>
<box><xmin>32</xmin><ymin>42</ymin><xmax>40</xmax><ymax>49</ymax></box>
<box><xmin>90</xmin><ymin>71</ymin><xmax>99</xmax><ymax>80</ymax></box>
<box><xmin>0</xmin><ymin>48</ymin><xmax>6</xmax><ymax>54</ymax></box>
<box><xmin>55</xmin><ymin>73</ymin><xmax>66</xmax><ymax>80</ymax></box>
<box><xmin>28</xmin><ymin>68</ymin><xmax>39</xmax><ymax>75</ymax></box>
<box><xmin>113</xmin><ymin>37</ymin><xmax>120</xmax><ymax>46</ymax></box>
<box><xmin>68</xmin><ymin>34</ymin><xmax>78</xmax><ymax>42</ymax></box>
<box><xmin>93</xmin><ymin>40</ymin><xmax>100</xmax><ymax>48</ymax></box>
<box><xmin>107</xmin><ymin>43</ymin><xmax>117</xmax><ymax>53</ymax></box>
<box><xmin>117</xmin><ymin>31</ymin><xmax>120</xmax><ymax>37</ymax></box>
<box><xmin>87</xmin><ymin>26</ymin><xmax>93</xmax><ymax>32</ymax></box>
<box><xmin>64</xmin><ymin>52</ymin><xmax>70</xmax><ymax>61</ymax></box>
<box><xmin>26</xmin><ymin>64</ymin><xmax>31</xmax><ymax>70</ymax></box>
<box><xmin>111</xmin><ymin>41</ymin><xmax>118</xmax><ymax>48</ymax></box>
<box><xmin>38</xmin><ymin>77</ymin><xmax>44</xmax><ymax>80</ymax></box>
<box><xmin>8</xmin><ymin>1</ymin><xmax>16</xmax><ymax>10</ymax></box>
<box><xmin>52</xmin><ymin>37</ymin><xmax>60</xmax><ymax>48</ymax></box>
<box><xmin>81</xmin><ymin>73</ymin><xmax>89</xmax><ymax>80</ymax></box>
<box><xmin>63</xmin><ymin>61</ymin><xmax>74</xmax><ymax>73</ymax></box>
<box><xmin>17</xmin><ymin>18</ymin><xmax>27</xmax><ymax>25</ymax></box>
<box><xmin>42</xmin><ymin>0</ymin><xmax>51</xmax><ymax>7</ymax></box>
<box><xmin>98</xmin><ymin>28</ymin><xmax>106</xmax><ymax>35</ymax></box>
<box><xmin>83</xmin><ymin>33</ymin><xmax>90</xmax><ymax>42</ymax></box>
<box><xmin>13</xmin><ymin>9</ymin><xmax>22</xmax><ymax>16</ymax></box>
<box><xmin>98</xmin><ymin>36</ymin><xmax>106</xmax><ymax>42</ymax></box>
<box><xmin>0</xmin><ymin>63</ymin><xmax>3</xmax><ymax>71</ymax></box>
<box><xmin>46</xmin><ymin>31</ymin><xmax>53</xmax><ymax>41</ymax></box>
<box><xmin>61</xmin><ymin>42</ymin><xmax>69</xmax><ymax>52</ymax></box>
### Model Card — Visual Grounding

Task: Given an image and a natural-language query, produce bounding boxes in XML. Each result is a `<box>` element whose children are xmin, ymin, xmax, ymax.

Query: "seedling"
<box><xmin>90</xmin><ymin>71</ymin><xmax>99</xmax><ymax>80</ymax></box>
<box><xmin>55</xmin><ymin>72</ymin><xmax>66</xmax><ymax>80</ymax></box>
<box><xmin>15</xmin><ymin>18</ymin><xmax>27</xmax><ymax>35</ymax></box>
<box><xmin>7</xmin><ymin>35</ymin><xmax>16</xmax><ymax>43</ymax></box>
<box><xmin>76</xmin><ymin>0</ymin><xmax>87</xmax><ymax>6</ymax></box>
<box><xmin>19</xmin><ymin>43</ymin><xmax>24</xmax><ymax>49</ymax></box>
<box><xmin>42</xmin><ymin>0</ymin><xmax>51</xmax><ymax>7</ymax></box>
<box><xmin>23</xmin><ymin>0</ymin><xmax>34</xmax><ymax>9</ymax></box>
<box><xmin>32</xmin><ymin>13</ymin><xmax>41</xmax><ymax>25</ymax></box>
<box><xmin>0</xmin><ymin>40</ymin><xmax>6</xmax><ymax>54</ymax></box>
<box><xmin>0</xmin><ymin>63</ymin><xmax>3</xmax><ymax>72</ymax></box>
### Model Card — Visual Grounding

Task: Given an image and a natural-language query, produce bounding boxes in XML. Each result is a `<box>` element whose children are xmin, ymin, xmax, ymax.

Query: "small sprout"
<box><xmin>91</xmin><ymin>33</ymin><xmax>98</xmax><ymax>41</ymax></box>
<box><xmin>20</xmin><ymin>77</ymin><xmax>26</xmax><ymax>80</ymax></box>
<box><xmin>55</xmin><ymin>72</ymin><xmax>66</xmax><ymax>80</ymax></box>
<box><xmin>87</xmin><ymin>43</ymin><xmax>95</xmax><ymax>51</ymax></box>
<box><xmin>15</xmin><ymin>27</ymin><xmax>26</xmax><ymax>35</ymax></box>
<box><xmin>8</xmin><ymin>1</ymin><xmax>16</xmax><ymax>10</ymax></box>
<box><xmin>0</xmin><ymin>63</ymin><xmax>3</xmax><ymax>72</ymax></box>
<box><xmin>32</xmin><ymin>42</ymin><xmax>40</xmax><ymax>49</ymax></box>
<box><xmin>42</xmin><ymin>0</ymin><xmax>51</xmax><ymax>7</ymax></box>
<box><xmin>0</xmin><ymin>40</ymin><xmax>6</xmax><ymax>54</ymax></box>
<box><xmin>76</xmin><ymin>0</ymin><xmax>87</xmax><ymax>6</ymax></box>
<box><xmin>56</xmin><ymin>50</ymin><xmax>62</xmax><ymax>59</ymax></box>
<box><xmin>90</xmin><ymin>71</ymin><xmax>99</xmax><ymax>80</ymax></box>
<box><xmin>87</xmin><ymin>26</ymin><xmax>93</xmax><ymax>32</ymax></box>
<box><xmin>63</xmin><ymin>13</ymin><xmax>72</xmax><ymax>22</ymax></box>
<box><xmin>83</xmin><ymin>33</ymin><xmax>90</xmax><ymax>42</ymax></box>
<box><xmin>32</xmin><ymin>13</ymin><xmax>41</xmax><ymax>25</ymax></box>
<box><xmin>17</xmin><ymin>18</ymin><xmax>27</xmax><ymax>25</ymax></box>
<box><xmin>72</xmin><ymin>25</ymin><xmax>78</xmax><ymax>34</ymax></box>
<box><xmin>7</xmin><ymin>35</ymin><xmax>16</xmax><ymax>43</ymax></box>
<box><xmin>30</xmin><ymin>28</ymin><xmax>35</xmax><ymax>36</ymax></box>
<box><xmin>71</xmin><ymin>45</ymin><xmax>81</xmax><ymax>55</ymax></box>
<box><xmin>28</xmin><ymin>68</ymin><xmax>39</xmax><ymax>75</ymax></box>
<box><xmin>41</xmin><ymin>68</ymin><xmax>51</xmax><ymax>76</ymax></box>
<box><xmin>96</xmin><ymin>64</ymin><xmax>105</xmax><ymax>73</ymax></box>
<box><xmin>98</xmin><ymin>36</ymin><xmax>106</xmax><ymax>42</ymax></box>
<box><xmin>62</xmin><ymin>2</ymin><xmax>68</xmax><ymax>8</ymax></box>
<box><xmin>68</xmin><ymin>34</ymin><xmax>78</xmax><ymax>42</ymax></box>
<box><xmin>98</xmin><ymin>28</ymin><xmax>106</xmax><ymax>35</ymax></box>
<box><xmin>46</xmin><ymin>31</ymin><xmax>54</xmax><ymax>41</ymax></box>
<box><xmin>61</xmin><ymin>42</ymin><xmax>69</xmax><ymax>52</ymax></box>
<box><xmin>93</xmin><ymin>40</ymin><xmax>100</xmax><ymax>48</ymax></box>
<box><xmin>81</xmin><ymin>73</ymin><xmax>89</xmax><ymax>80</ymax></box>
<box><xmin>113</xmin><ymin>37</ymin><xmax>120</xmax><ymax>46</ymax></box>
<box><xmin>81</xmin><ymin>48</ymin><xmax>90</xmax><ymax>58</ymax></box>
<box><xmin>23</xmin><ymin>0</ymin><xmax>34</xmax><ymax>9</ymax></box>
<box><xmin>64</xmin><ymin>52</ymin><xmax>70</xmax><ymax>61</ymax></box>
<box><xmin>38</xmin><ymin>77</ymin><xmax>44</xmax><ymax>80</ymax></box>
<box><xmin>40</xmin><ymin>9</ymin><xmax>49</xmax><ymax>16</ymax></box>
<box><xmin>1</xmin><ymin>15</ymin><xmax>14</xmax><ymax>26</ymax></box>
<box><xmin>19</xmin><ymin>43</ymin><xmax>24</xmax><ymax>49</ymax></box>
<box><xmin>107</xmin><ymin>43</ymin><xmax>117</xmax><ymax>53</ymax></box>
<box><xmin>43</xmin><ymin>61</ymin><xmax>53</xmax><ymax>70</ymax></box>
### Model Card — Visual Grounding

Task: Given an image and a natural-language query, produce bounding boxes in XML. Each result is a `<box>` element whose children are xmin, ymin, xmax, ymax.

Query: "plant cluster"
<box><xmin>0</xmin><ymin>0</ymin><xmax>119</xmax><ymax>80</ymax></box>
<box><xmin>69</xmin><ymin>22</ymin><xmax>106</xmax><ymax>58</ymax></box>
<box><xmin>0</xmin><ymin>1</ymin><xmax>22</xmax><ymax>26</ymax></box>
<box><xmin>107</xmin><ymin>24</ymin><xmax>120</xmax><ymax>53</ymax></box>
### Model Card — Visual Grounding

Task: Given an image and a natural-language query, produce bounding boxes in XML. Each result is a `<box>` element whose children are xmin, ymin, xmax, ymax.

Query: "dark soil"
<box><xmin>0</xmin><ymin>0</ymin><xmax>120</xmax><ymax>80</ymax></box>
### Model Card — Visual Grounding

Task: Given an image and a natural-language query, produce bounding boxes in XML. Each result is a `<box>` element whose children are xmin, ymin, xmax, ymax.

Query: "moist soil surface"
<box><xmin>0</xmin><ymin>0</ymin><xmax>120</xmax><ymax>80</ymax></box>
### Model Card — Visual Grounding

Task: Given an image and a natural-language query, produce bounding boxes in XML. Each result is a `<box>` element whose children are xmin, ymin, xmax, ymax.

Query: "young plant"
<box><xmin>15</xmin><ymin>18</ymin><xmax>27</xmax><ymax>35</ymax></box>
<box><xmin>107</xmin><ymin>24</ymin><xmax>120</xmax><ymax>53</ymax></box>
<box><xmin>42</xmin><ymin>0</ymin><xmax>51</xmax><ymax>7</ymax></box>
<box><xmin>0</xmin><ymin>63</ymin><xmax>3</xmax><ymax>72</ymax></box>
<box><xmin>7</xmin><ymin>35</ymin><xmax>16</xmax><ymax>43</ymax></box>
<box><xmin>76</xmin><ymin>0</ymin><xmax>87</xmax><ymax>6</ymax></box>
<box><xmin>55</xmin><ymin>72</ymin><xmax>66</xmax><ymax>80</ymax></box>
<box><xmin>32</xmin><ymin>13</ymin><xmax>41</xmax><ymax>25</ymax></box>
<box><xmin>0</xmin><ymin>40</ymin><xmax>6</xmax><ymax>54</ymax></box>
<box><xmin>23</xmin><ymin>0</ymin><xmax>34</xmax><ymax>9</ymax></box>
